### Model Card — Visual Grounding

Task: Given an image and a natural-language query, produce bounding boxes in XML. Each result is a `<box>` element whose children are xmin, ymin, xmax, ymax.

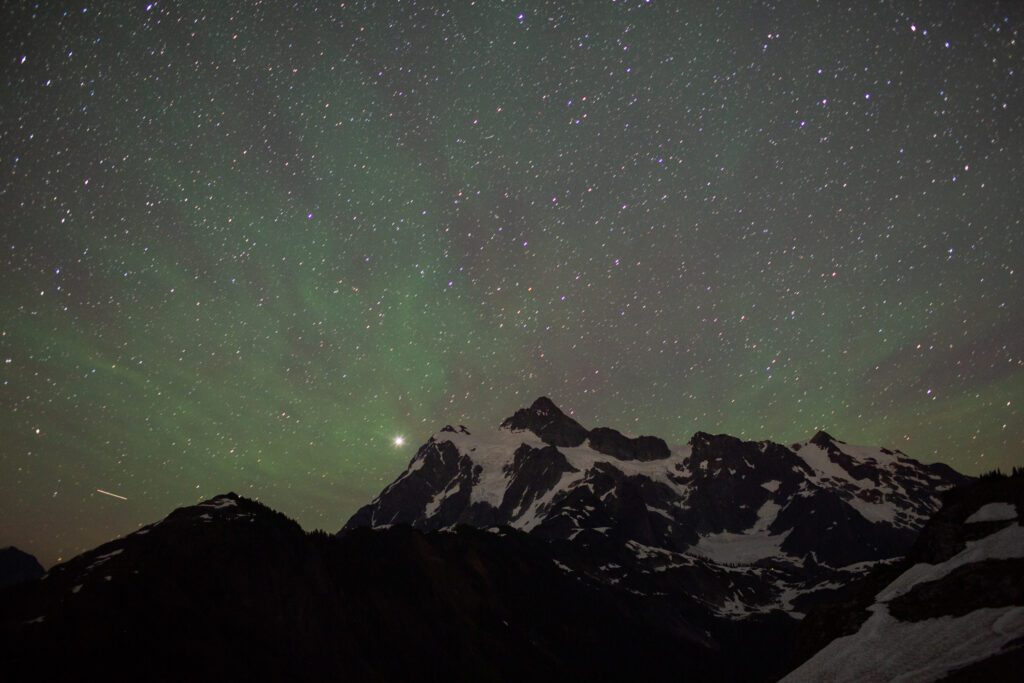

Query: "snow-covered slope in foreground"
<box><xmin>782</xmin><ymin>502</ymin><xmax>1024</xmax><ymax>682</ymax></box>
<box><xmin>343</xmin><ymin>397</ymin><xmax>969</xmax><ymax>617</ymax></box>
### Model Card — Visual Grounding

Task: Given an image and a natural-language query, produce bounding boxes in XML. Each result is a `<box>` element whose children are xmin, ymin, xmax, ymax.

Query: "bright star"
<box><xmin>393</xmin><ymin>436</ymin><xmax>405</xmax><ymax>447</ymax></box>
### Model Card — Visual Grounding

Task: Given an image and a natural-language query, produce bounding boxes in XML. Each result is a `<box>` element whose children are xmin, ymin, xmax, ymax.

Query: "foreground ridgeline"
<box><xmin>2</xmin><ymin>398</ymin><xmax>1020</xmax><ymax>681</ymax></box>
<box><xmin>0</xmin><ymin>493</ymin><xmax>727</xmax><ymax>681</ymax></box>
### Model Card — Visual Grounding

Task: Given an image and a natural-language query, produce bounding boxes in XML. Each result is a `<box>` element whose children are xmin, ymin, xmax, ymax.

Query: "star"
<box><xmin>1</xmin><ymin>0</ymin><xmax>1018</xmax><ymax>569</ymax></box>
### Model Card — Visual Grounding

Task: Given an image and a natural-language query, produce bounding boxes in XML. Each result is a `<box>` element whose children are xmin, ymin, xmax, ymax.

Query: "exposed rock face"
<box><xmin>499</xmin><ymin>396</ymin><xmax>589</xmax><ymax>447</ymax></box>
<box><xmin>499</xmin><ymin>444</ymin><xmax>578</xmax><ymax>520</ymax></box>
<box><xmin>809</xmin><ymin>430</ymin><xmax>841</xmax><ymax>448</ymax></box>
<box><xmin>587</xmin><ymin>427</ymin><xmax>671</xmax><ymax>461</ymax></box>
<box><xmin>886</xmin><ymin>557</ymin><xmax>1024</xmax><ymax>621</ymax></box>
<box><xmin>344</xmin><ymin>438</ymin><xmax>475</xmax><ymax>530</ymax></box>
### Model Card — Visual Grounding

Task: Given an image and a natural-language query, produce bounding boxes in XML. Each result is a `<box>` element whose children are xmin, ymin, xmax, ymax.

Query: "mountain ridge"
<box><xmin>1</xmin><ymin>491</ymin><xmax>742</xmax><ymax>681</ymax></box>
<box><xmin>343</xmin><ymin>397</ymin><xmax>970</xmax><ymax>619</ymax></box>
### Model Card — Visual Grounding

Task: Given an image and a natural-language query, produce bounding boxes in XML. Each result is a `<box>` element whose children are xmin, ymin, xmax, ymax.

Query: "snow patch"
<box><xmin>423</xmin><ymin>478</ymin><xmax>461</xmax><ymax>518</ymax></box>
<box><xmin>692</xmin><ymin>498</ymin><xmax>789</xmax><ymax>564</ymax></box>
<box><xmin>553</xmin><ymin>560</ymin><xmax>573</xmax><ymax>573</ymax></box>
<box><xmin>965</xmin><ymin>502</ymin><xmax>1017</xmax><ymax>524</ymax></box>
<box><xmin>557</xmin><ymin>442</ymin><xmax>692</xmax><ymax>488</ymax></box>
<box><xmin>692</xmin><ymin>529</ymin><xmax>792</xmax><ymax>564</ymax></box>
<box><xmin>781</xmin><ymin>605</ymin><xmax>1024</xmax><ymax>683</ymax></box>
<box><xmin>847</xmin><ymin>495</ymin><xmax>898</xmax><ymax>525</ymax></box>
<box><xmin>201</xmin><ymin>497</ymin><xmax>238</xmax><ymax>510</ymax></box>
<box><xmin>86</xmin><ymin>548</ymin><xmax>123</xmax><ymax>571</ymax></box>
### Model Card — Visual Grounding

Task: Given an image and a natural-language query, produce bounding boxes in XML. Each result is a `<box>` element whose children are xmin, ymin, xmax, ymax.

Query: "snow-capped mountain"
<box><xmin>343</xmin><ymin>397</ymin><xmax>970</xmax><ymax>618</ymax></box>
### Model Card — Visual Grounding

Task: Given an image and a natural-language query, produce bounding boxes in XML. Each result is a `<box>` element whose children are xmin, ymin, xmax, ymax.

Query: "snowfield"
<box><xmin>782</xmin><ymin>522</ymin><xmax>1024</xmax><ymax>682</ymax></box>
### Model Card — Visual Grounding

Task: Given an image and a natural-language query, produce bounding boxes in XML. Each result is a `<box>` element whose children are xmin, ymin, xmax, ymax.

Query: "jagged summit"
<box><xmin>809</xmin><ymin>430</ymin><xmax>842</xmax><ymax>448</ymax></box>
<box><xmin>439</xmin><ymin>424</ymin><xmax>471</xmax><ymax>435</ymax></box>
<box><xmin>588</xmin><ymin>426</ymin><xmax>670</xmax><ymax>461</ymax></box>
<box><xmin>499</xmin><ymin>396</ymin><xmax>589</xmax><ymax>447</ymax></box>
<box><xmin>688</xmin><ymin>430</ymin><xmax>741</xmax><ymax>446</ymax></box>
<box><xmin>499</xmin><ymin>397</ymin><xmax>671</xmax><ymax>460</ymax></box>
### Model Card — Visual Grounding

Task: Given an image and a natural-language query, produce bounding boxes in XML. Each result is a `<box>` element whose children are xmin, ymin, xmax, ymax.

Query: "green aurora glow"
<box><xmin>1</xmin><ymin>1</ymin><xmax>1021</xmax><ymax>565</ymax></box>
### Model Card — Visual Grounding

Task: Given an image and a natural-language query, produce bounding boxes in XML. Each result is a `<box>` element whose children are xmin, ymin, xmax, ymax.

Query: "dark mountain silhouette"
<box><xmin>1</xmin><ymin>493</ymin><xmax>739</xmax><ymax>681</ymax></box>
<box><xmin>0</xmin><ymin>547</ymin><xmax>44</xmax><ymax>589</ymax></box>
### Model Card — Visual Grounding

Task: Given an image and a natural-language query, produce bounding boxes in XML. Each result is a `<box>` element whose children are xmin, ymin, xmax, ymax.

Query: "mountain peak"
<box><xmin>499</xmin><ymin>396</ymin><xmax>588</xmax><ymax>447</ymax></box>
<box><xmin>809</xmin><ymin>430</ymin><xmax>838</xmax><ymax>447</ymax></box>
<box><xmin>160</xmin><ymin>491</ymin><xmax>284</xmax><ymax>529</ymax></box>
<box><xmin>206</xmin><ymin>492</ymin><xmax>240</xmax><ymax>503</ymax></box>
<box><xmin>528</xmin><ymin>396</ymin><xmax>564</xmax><ymax>416</ymax></box>
<box><xmin>0</xmin><ymin>546</ymin><xmax>44</xmax><ymax>589</ymax></box>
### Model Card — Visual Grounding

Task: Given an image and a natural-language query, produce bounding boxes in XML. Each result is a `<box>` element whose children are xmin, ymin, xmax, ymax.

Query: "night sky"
<box><xmin>2</xmin><ymin>1</ymin><xmax>1022</xmax><ymax>567</ymax></box>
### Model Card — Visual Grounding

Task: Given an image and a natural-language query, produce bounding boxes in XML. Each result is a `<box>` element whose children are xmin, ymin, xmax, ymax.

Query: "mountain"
<box><xmin>783</xmin><ymin>471</ymin><xmax>1024</xmax><ymax>682</ymax></box>
<box><xmin>343</xmin><ymin>396</ymin><xmax>969</xmax><ymax>619</ymax></box>
<box><xmin>1</xmin><ymin>398</ymin><xmax>996</xmax><ymax>681</ymax></box>
<box><xmin>0</xmin><ymin>493</ymin><xmax>730</xmax><ymax>682</ymax></box>
<box><xmin>0</xmin><ymin>547</ymin><xmax>44</xmax><ymax>589</ymax></box>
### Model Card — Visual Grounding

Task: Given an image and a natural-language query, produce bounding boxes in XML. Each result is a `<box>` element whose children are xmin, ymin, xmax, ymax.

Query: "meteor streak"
<box><xmin>96</xmin><ymin>488</ymin><xmax>127</xmax><ymax>501</ymax></box>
